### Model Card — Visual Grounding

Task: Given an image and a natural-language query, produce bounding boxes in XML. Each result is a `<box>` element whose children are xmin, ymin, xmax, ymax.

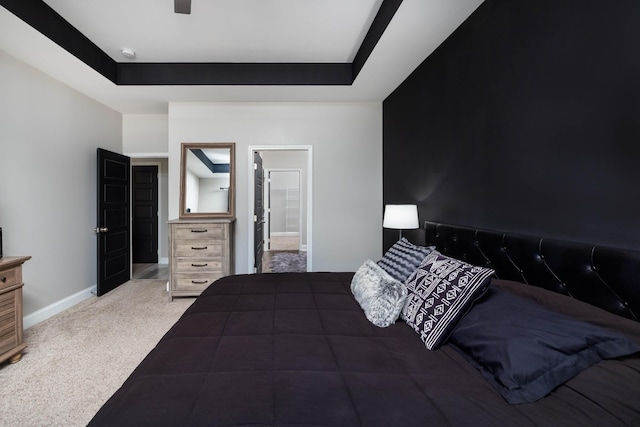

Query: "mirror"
<box><xmin>179</xmin><ymin>142</ymin><xmax>235</xmax><ymax>219</ymax></box>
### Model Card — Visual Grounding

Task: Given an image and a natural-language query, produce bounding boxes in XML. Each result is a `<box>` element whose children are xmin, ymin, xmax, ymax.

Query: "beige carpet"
<box><xmin>0</xmin><ymin>280</ymin><xmax>194</xmax><ymax>427</ymax></box>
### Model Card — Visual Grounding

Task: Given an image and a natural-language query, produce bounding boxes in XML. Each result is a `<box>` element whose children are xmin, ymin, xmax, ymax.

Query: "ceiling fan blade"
<box><xmin>175</xmin><ymin>0</ymin><xmax>191</xmax><ymax>14</ymax></box>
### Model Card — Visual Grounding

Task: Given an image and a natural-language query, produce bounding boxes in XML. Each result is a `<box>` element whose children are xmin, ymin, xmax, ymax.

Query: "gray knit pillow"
<box><xmin>378</xmin><ymin>238</ymin><xmax>435</xmax><ymax>282</ymax></box>
<box><xmin>351</xmin><ymin>260</ymin><xmax>408</xmax><ymax>327</ymax></box>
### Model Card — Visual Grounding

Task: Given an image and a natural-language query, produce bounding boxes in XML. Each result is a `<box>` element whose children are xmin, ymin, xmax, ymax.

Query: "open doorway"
<box><xmin>130</xmin><ymin>158</ymin><xmax>169</xmax><ymax>280</ymax></box>
<box><xmin>249</xmin><ymin>146</ymin><xmax>312</xmax><ymax>273</ymax></box>
<box><xmin>263</xmin><ymin>169</ymin><xmax>303</xmax><ymax>272</ymax></box>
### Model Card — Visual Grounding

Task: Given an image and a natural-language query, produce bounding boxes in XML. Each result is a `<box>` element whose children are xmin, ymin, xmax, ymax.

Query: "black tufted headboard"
<box><xmin>424</xmin><ymin>221</ymin><xmax>640</xmax><ymax>321</ymax></box>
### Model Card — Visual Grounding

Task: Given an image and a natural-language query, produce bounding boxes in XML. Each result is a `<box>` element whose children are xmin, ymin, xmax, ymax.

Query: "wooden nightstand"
<box><xmin>0</xmin><ymin>256</ymin><xmax>31</xmax><ymax>364</ymax></box>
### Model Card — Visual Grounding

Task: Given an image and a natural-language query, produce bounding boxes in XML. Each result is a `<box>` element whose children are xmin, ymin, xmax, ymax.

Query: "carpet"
<box><xmin>0</xmin><ymin>280</ymin><xmax>193</xmax><ymax>427</ymax></box>
<box><xmin>269</xmin><ymin>251</ymin><xmax>307</xmax><ymax>273</ymax></box>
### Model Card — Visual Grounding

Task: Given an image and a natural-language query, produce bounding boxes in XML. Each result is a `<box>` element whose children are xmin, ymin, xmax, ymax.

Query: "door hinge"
<box><xmin>254</xmin><ymin>163</ymin><xmax>258</xmax><ymax>170</ymax></box>
<box><xmin>254</xmin><ymin>214</ymin><xmax>258</xmax><ymax>222</ymax></box>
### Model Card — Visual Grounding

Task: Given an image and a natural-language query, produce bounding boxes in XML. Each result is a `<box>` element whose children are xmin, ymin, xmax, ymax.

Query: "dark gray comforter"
<box><xmin>89</xmin><ymin>272</ymin><xmax>640</xmax><ymax>426</ymax></box>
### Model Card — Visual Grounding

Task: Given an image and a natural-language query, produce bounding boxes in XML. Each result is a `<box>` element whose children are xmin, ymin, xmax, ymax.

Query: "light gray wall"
<box><xmin>0</xmin><ymin>58</ymin><xmax>382</xmax><ymax>321</ymax></box>
<box><xmin>168</xmin><ymin>102</ymin><xmax>383</xmax><ymax>273</ymax></box>
<box><xmin>158</xmin><ymin>159</ymin><xmax>169</xmax><ymax>261</ymax></box>
<box><xmin>123</xmin><ymin>114</ymin><xmax>168</xmax><ymax>154</ymax></box>
<box><xmin>185</xmin><ymin>169</ymin><xmax>200</xmax><ymax>212</ymax></box>
<box><xmin>0</xmin><ymin>51</ymin><xmax>122</xmax><ymax>317</ymax></box>
<box><xmin>198</xmin><ymin>177</ymin><xmax>230</xmax><ymax>213</ymax></box>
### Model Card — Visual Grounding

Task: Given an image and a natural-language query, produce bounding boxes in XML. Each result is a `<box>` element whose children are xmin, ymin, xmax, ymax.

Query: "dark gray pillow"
<box><xmin>450</xmin><ymin>288</ymin><xmax>640</xmax><ymax>404</ymax></box>
<box><xmin>351</xmin><ymin>260</ymin><xmax>408</xmax><ymax>328</ymax></box>
<box><xmin>401</xmin><ymin>250</ymin><xmax>493</xmax><ymax>350</ymax></box>
<box><xmin>377</xmin><ymin>238</ymin><xmax>435</xmax><ymax>282</ymax></box>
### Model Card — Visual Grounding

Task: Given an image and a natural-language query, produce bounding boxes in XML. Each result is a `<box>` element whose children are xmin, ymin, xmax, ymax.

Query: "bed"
<box><xmin>89</xmin><ymin>222</ymin><xmax>640</xmax><ymax>426</ymax></box>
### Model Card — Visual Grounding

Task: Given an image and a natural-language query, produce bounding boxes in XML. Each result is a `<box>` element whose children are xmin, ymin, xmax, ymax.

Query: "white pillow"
<box><xmin>351</xmin><ymin>260</ymin><xmax>408</xmax><ymax>327</ymax></box>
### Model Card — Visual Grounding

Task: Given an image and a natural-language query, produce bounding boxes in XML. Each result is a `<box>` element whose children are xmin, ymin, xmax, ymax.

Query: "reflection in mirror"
<box><xmin>185</xmin><ymin>149</ymin><xmax>229</xmax><ymax>212</ymax></box>
<box><xmin>180</xmin><ymin>143</ymin><xmax>235</xmax><ymax>219</ymax></box>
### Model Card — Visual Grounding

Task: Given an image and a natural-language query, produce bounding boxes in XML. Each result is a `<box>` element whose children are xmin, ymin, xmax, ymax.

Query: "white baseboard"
<box><xmin>23</xmin><ymin>284</ymin><xmax>97</xmax><ymax>329</ymax></box>
<box><xmin>271</xmin><ymin>232</ymin><xmax>300</xmax><ymax>237</ymax></box>
<box><xmin>301</xmin><ymin>245</ymin><xmax>308</xmax><ymax>252</ymax></box>
<box><xmin>159</xmin><ymin>257</ymin><xmax>169</xmax><ymax>265</ymax></box>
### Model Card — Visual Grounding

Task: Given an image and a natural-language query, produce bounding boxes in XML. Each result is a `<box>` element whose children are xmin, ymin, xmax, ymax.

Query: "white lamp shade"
<box><xmin>383</xmin><ymin>204</ymin><xmax>419</xmax><ymax>229</ymax></box>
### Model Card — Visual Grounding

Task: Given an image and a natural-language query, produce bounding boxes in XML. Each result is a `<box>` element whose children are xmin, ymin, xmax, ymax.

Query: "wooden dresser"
<box><xmin>168</xmin><ymin>219</ymin><xmax>234</xmax><ymax>301</ymax></box>
<box><xmin>0</xmin><ymin>256</ymin><xmax>30</xmax><ymax>364</ymax></box>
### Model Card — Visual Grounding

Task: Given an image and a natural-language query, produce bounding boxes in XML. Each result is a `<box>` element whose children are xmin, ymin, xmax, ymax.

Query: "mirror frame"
<box><xmin>179</xmin><ymin>142</ymin><xmax>236</xmax><ymax>219</ymax></box>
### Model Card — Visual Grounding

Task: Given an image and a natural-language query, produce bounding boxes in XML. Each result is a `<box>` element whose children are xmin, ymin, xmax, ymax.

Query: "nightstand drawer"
<box><xmin>173</xmin><ymin>225</ymin><xmax>224</xmax><ymax>240</ymax></box>
<box><xmin>0</xmin><ymin>332</ymin><xmax>18</xmax><ymax>356</ymax></box>
<box><xmin>0</xmin><ymin>267</ymin><xmax>18</xmax><ymax>291</ymax></box>
<box><xmin>0</xmin><ymin>256</ymin><xmax>29</xmax><ymax>364</ymax></box>
<box><xmin>174</xmin><ymin>258</ymin><xmax>222</xmax><ymax>273</ymax></box>
<box><xmin>173</xmin><ymin>273</ymin><xmax>223</xmax><ymax>292</ymax></box>
<box><xmin>0</xmin><ymin>290</ymin><xmax>16</xmax><ymax>315</ymax></box>
<box><xmin>0</xmin><ymin>292</ymin><xmax>17</xmax><ymax>354</ymax></box>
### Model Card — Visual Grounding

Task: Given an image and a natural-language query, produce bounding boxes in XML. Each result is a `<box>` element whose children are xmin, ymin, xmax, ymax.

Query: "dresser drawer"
<box><xmin>173</xmin><ymin>224</ymin><xmax>224</xmax><ymax>240</ymax></box>
<box><xmin>0</xmin><ymin>267</ymin><xmax>18</xmax><ymax>291</ymax></box>
<box><xmin>172</xmin><ymin>273</ymin><xmax>223</xmax><ymax>292</ymax></box>
<box><xmin>174</xmin><ymin>258</ymin><xmax>222</xmax><ymax>273</ymax></box>
<box><xmin>174</xmin><ymin>241</ymin><xmax>223</xmax><ymax>258</ymax></box>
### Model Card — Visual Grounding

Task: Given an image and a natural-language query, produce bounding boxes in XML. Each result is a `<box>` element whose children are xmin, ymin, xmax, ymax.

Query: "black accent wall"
<box><xmin>383</xmin><ymin>0</ymin><xmax>640</xmax><ymax>252</ymax></box>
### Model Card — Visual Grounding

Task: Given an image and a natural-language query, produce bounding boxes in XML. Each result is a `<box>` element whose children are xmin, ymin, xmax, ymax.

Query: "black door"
<box><xmin>96</xmin><ymin>148</ymin><xmax>130</xmax><ymax>296</ymax></box>
<box><xmin>254</xmin><ymin>152</ymin><xmax>264</xmax><ymax>273</ymax></box>
<box><xmin>132</xmin><ymin>166</ymin><xmax>158</xmax><ymax>263</ymax></box>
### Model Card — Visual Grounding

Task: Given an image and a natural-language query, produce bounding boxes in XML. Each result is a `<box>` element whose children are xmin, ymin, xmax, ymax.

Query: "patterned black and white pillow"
<box><xmin>377</xmin><ymin>238</ymin><xmax>435</xmax><ymax>282</ymax></box>
<box><xmin>401</xmin><ymin>250</ymin><xmax>494</xmax><ymax>350</ymax></box>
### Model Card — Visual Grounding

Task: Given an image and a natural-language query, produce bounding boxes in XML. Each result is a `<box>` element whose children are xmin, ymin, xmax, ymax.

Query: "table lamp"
<box><xmin>383</xmin><ymin>204</ymin><xmax>419</xmax><ymax>240</ymax></box>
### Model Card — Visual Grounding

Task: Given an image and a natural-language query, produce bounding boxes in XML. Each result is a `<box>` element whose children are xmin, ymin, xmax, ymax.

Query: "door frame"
<box><xmin>248</xmin><ymin>146</ymin><xmax>312</xmax><ymax>273</ymax></box>
<box><xmin>264</xmin><ymin>168</ymin><xmax>302</xmax><ymax>251</ymax></box>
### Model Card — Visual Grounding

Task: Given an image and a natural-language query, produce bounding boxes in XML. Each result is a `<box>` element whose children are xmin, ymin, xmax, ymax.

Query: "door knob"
<box><xmin>94</xmin><ymin>227</ymin><xmax>109</xmax><ymax>234</ymax></box>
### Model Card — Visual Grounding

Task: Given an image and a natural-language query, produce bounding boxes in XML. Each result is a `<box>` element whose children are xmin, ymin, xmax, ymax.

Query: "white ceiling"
<box><xmin>43</xmin><ymin>0</ymin><xmax>384</xmax><ymax>63</ymax></box>
<box><xmin>0</xmin><ymin>0</ymin><xmax>484</xmax><ymax>114</ymax></box>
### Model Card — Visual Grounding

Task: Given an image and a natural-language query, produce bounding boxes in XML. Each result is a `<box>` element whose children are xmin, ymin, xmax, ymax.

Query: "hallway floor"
<box><xmin>132</xmin><ymin>263</ymin><xmax>169</xmax><ymax>280</ymax></box>
<box><xmin>263</xmin><ymin>236</ymin><xmax>306</xmax><ymax>273</ymax></box>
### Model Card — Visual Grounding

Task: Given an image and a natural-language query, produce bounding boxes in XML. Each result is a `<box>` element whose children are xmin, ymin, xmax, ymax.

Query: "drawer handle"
<box><xmin>191</xmin><ymin>229</ymin><xmax>208</xmax><ymax>233</ymax></box>
<box><xmin>191</xmin><ymin>246</ymin><xmax>208</xmax><ymax>250</ymax></box>
<box><xmin>191</xmin><ymin>263</ymin><xmax>208</xmax><ymax>267</ymax></box>
<box><xmin>191</xmin><ymin>280</ymin><xmax>209</xmax><ymax>284</ymax></box>
<box><xmin>0</xmin><ymin>277</ymin><xmax>5</xmax><ymax>283</ymax></box>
